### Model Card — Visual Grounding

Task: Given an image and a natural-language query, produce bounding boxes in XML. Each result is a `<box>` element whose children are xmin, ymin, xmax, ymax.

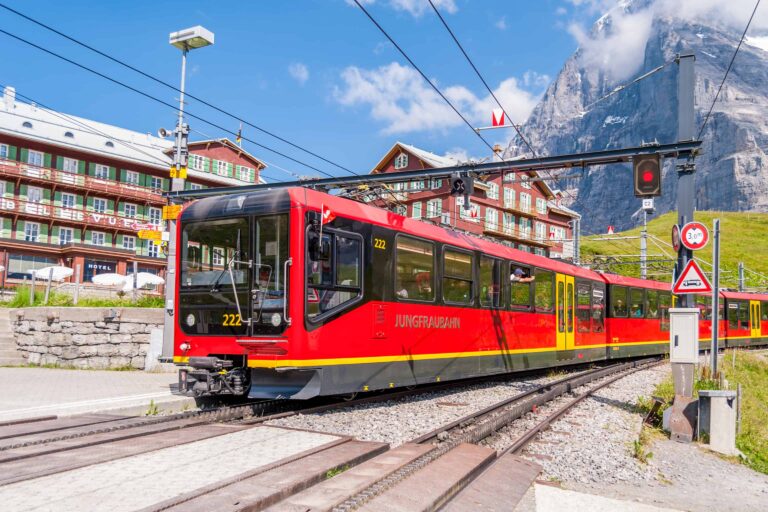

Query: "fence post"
<box><xmin>29</xmin><ymin>272</ymin><xmax>36</xmax><ymax>306</ymax></box>
<box><xmin>44</xmin><ymin>267</ymin><xmax>54</xmax><ymax>305</ymax></box>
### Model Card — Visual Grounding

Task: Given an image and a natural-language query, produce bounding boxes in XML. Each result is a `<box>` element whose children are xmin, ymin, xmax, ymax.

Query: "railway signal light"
<box><xmin>633</xmin><ymin>154</ymin><xmax>661</xmax><ymax>197</ymax></box>
<box><xmin>450</xmin><ymin>173</ymin><xmax>474</xmax><ymax>197</ymax></box>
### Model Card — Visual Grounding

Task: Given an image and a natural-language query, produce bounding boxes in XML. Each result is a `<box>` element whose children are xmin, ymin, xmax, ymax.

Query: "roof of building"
<box><xmin>0</xmin><ymin>87</ymin><xmax>266</xmax><ymax>187</ymax></box>
<box><xmin>371</xmin><ymin>141</ymin><xmax>460</xmax><ymax>173</ymax></box>
<box><xmin>186</xmin><ymin>138</ymin><xmax>267</xmax><ymax>171</ymax></box>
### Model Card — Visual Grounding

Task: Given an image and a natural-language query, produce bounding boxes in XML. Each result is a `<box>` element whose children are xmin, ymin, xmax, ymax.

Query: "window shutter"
<box><xmin>109</xmin><ymin>167</ymin><xmax>117</xmax><ymax>180</ymax></box>
<box><xmin>8</xmin><ymin>146</ymin><xmax>17</xmax><ymax>161</ymax></box>
<box><xmin>20</xmin><ymin>148</ymin><xmax>28</xmax><ymax>163</ymax></box>
<box><xmin>86</xmin><ymin>197</ymin><xmax>94</xmax><ymax>210</ymax></box>
<box><xmin>16</xmin><ymin>221</ymin><xmax>25</xmax><ymax>239</ymax></box>
<box><xmin>74</xmin><ymin>228</ymin><xmax>82</xmax><ymax>241</ymax></box>
<box><xmin>106</xmin><ymin>233</ymin><xmax>113</xmax><ymax>244</ymax></box>
<box><xmin>203</xmin><ymin>157</ymin><xmax>210</xmax><ymax>172</ymax></box>
<box><xmin>43</xmin><ymin>188</ymin><xmax>51</xmax><ymax>202</ymax></box>
<box><xmin>107</xmin><ymin>199</ymin><xmax>115</xmax><ymax>212</ymax></box>
<box><xmin>56</xmin><ymin>156</ymin><xmax>63</xmax><ymax>170</ymax></box>
<box><xmin>40</xmin><ymin>224</ymin><xmax>49</xmax><ymax>240</ymax></box>
<box><xmin>53</xmin><ymin>191</ymin><xmax>61</xmax><ymax>206</ymax></box>
<box><xmin>76</xmin><ymin>195</ymin><xmax>84</xmax><ymax>208</ymax></box>
<box><xmin>78</xmin><ymin>160</ymin><xmax>86</xmax><ymax>174</ymax></box>
<box><xmin>44</xmin><ymin>153</ymin><xmax>52</xmax><ymax>168</ymax></box>
<box><xmin>227</xmin><ymin>162</ymin><xmax>233</xmax><ymax>176</ymax></box>
<box><xmin>19</xmin><ymin>184</ymin><xmax>27</xmax><ymax>198</ymax></box>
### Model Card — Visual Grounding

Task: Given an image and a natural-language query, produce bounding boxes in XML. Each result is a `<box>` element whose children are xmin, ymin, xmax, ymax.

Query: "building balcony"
<box><xmin>0</xmin><ymin>197</ymin><xmax>161</xmax><ymax>232</ymax></box>
<box><xmin>500</xmin><ymin>203</ymin><xmax>538</xmax><ymax>218</ymax></box>
<box><xmin>0</xmin><ymin>159</ymin><xmax>165</xmax><ymax>205</ymax></box>
<box><xmin>483</xmin><ymin>224</ymin><xmax>553</xmax><ymax>248</ymax></box>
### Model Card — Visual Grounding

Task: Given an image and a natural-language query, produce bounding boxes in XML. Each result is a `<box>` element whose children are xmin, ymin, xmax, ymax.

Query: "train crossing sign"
<box><xmin>672</xmin><ymin>260</ymin><xmax>712</xmax><ymax>294</ymax></box>
<box><xmin>680</xmin><ymin>222</ymin><xmax>709</xmax><ymax>251</ymax></box>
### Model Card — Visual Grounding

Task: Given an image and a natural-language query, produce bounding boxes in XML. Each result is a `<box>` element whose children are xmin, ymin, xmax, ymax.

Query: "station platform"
<box><xmin>0</xmin><ymin>366</ymin><xmax>192</xmax><ymax>422</ymax></box>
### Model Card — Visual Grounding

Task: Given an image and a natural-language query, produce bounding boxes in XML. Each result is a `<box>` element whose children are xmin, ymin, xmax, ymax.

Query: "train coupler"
<box><xmin>177</xmin><ymin>357</ymin><xmax>247</xmax><ymax>397</ymax></box>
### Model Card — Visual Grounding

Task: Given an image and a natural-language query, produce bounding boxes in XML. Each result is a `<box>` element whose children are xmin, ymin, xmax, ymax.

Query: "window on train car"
<box><xmin>566</xmin><ymin>281</ymin><xmax>574</xmax><ymax>333</ymax></box>
<box><xmin>592</xmin><ymin>288</ymin><xmax>605</xmax><ymax>333</ymax></box>
<box><xmin>646</xmin><ymin>290</ymin><xmax>659</xmax><ymax>319</ymax></box>
<box><xmin>510</xmin><ymin>268</ymin><xmax>532</xmax><ymax>310</ymax></box>
<box><xmin>395</xmin><ymin>237</ymin><xmax>434</xmax><ymax>301</ymax></box>
<box><xmin>761</xmin><ymin>301</ymin><xmax>768</xmax><ymax>321</ymax></box>
<box><xmin>557</xmin><ymin>280</ymin><xmax>565</xmax><ymax>332</ymax></box>
<box><xmin>728</xmin><ymin>302</ymin><xmax>740</xmax><ymax>330</ymax></box>
<box><xmin>611</xmin><ymin>286</ymin><xmax>628</xmax><ymax>318</ymax></box>
<box><xmin>630</xmin><ymin>288</ymin><xmax>645</xmax><ymax>318</ymax></box>
<box><xmin>695</xmin><ymin>295</ymin><xmax>712</xmax><ymax>321</ymax></box>
<box><xmin>307</xmin><ymin>231</ymin><xmax>363</xmax><ymax>320</ymax></box>
<box><xmin>739</xmin><ymin>301</ymin><xmax>750</xmax><ymax>330</ymax></box>
<box><xmin>576</xmin><ymin>284</ymin><xmax>591</xmax><ymax>333</ymax></box>
<box><xmin>533</xmin><ymin>270</ymin><xmax>554</xmax><ymax>313</ymax></box>
<box><xmin>443</xmin><ymin>248</ymin><xmax>473</xmax><ymax>304</ymax></box>
<box><xmin>659</xmin><ymin>292</ymin><xmax>671</xmax><ymax>331</ymax></box>
<box><xmin>480</xmin><ymin>256</ymin><xmax>503</xmax><ymax>308</ymax></box>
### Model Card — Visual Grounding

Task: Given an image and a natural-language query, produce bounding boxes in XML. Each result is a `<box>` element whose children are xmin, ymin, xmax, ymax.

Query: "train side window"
<box><xmin>761</xmin><ymin>301</ymin><xmax>768</xmax><ymax>321</ymax></box>
<box><xmin>630</xmin><ymin>288</ymin><xmax>645</xmax><ymax>318</ymax></box>
<box><xmin>646</xmin><ymin>290</ymin><xmax>659</xmax><ymax>319</ymax></box>
<box><xmin>576</xmin><ymin>283</ymin><xmax>591</xmax><ymax>333</ymax></box>
<box><xmin>611</xmin><ymin>286</ymin><xmax>628</xmax><ymax>317</ymax></box>
<box><xmin>659</xmin><ymin>292</ymin><xmax>671</xmax><ymax>331</ymax></box>
<box><xmin>395</xmin><ymin>237</ymin><xmax>435</xmax><ymax>302</ymax></box>
<box><xmin>443</xmin><ymin>248</ymin><xmax>473</xmax><ymax>305</ymax></box>
<box><xmin>479</xmin><ymin>256</ymin><xmax>503</xmax><ymax>308</ymax></box>
<box><xmin>592</xmin><ymin>288</ymin><xmax>605</xmax><ymax>333</ymax></box>
<box><xmin>738</xmin><ymin>301</ymin><xmax>750</xmax><ymax>330</ymax></box>
<box><xmin>728</xmin><ymin>303</ymin><xmax>739</xmax><ymax>330</ymax></box>
<box><xmin>695</xmin><ymin>295</ymin><xmax>712</xmax><ymax>321</ymax></box>
<box><xmin>510</xmin><ymin>265</ymin><xmax>532</xmax><ymax>310</ymax></box>
<box><xmin>534</xmin><ymin>269</ymin><xmax>554</xmax><ymax>313</ymax></box>
<box><xmin>306</xmin><ymin>231</ymin><xmax>363</xmax><ymax>320</ymax></box>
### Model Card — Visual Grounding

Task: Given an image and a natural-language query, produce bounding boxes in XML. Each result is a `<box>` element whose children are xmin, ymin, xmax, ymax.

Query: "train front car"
<box><xmin>173</xmin><ymin>189</ymin><xmax>300</xmax><ymax>399</ymax></box>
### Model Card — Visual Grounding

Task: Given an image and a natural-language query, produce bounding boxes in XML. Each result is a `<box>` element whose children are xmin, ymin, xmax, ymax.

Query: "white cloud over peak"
<box><xmin>565</xmin><ymin>0</ymin><xmax>768</xmax><ymax>82</ymax></box>
<box><xmin>288</xmin><ymin>62</ymin><xmax>309</xmax><ymax>85</ymax></box>
<box><xmin>346</xmin><ymin>0</ymin><xmax>457</xmax><ymax>17</ymax></box>
<box><xmin>334</xmin><ymin>62</ymin><xmax>548</xmax><ymax>135</ymax></box>
<box><xmin>495</xmin><ymin>16</ymin><xmax>507</xmax><ymax>30</ymax></box>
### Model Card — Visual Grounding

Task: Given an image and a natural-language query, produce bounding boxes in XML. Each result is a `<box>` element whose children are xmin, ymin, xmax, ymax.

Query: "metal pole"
<box><xmin>163</xmin><ymin>46</ymin><xmax>188</xmax><ymax>358</ymax></box>
<box><xmin>738</xmin><ymin>262</ymin><xmax>744</xmax><ymax>292</ymax></box>
<box><xmin>640</xmin><ymin>210</ymin><xmax>647</xmax><ymax>279</ymax></box>
<box><xmin>132</xmin><ymin>261</ymin><xmax>138</xmax><ymax>302</ymax></box>
<box><xmin>676</xmin><ymin>52</ymin><xmax>696</xmax><ymax>308</ymax></box>
<box><xmin>29</xmin><ymin>272</ymin><xmax>35</xmax><ymax>306</ymax></box>
<box><xmin>73</xmin><ymin>264</ymin><xmax>80</xmax><ymax>305</ymax></box>
<box><xmin>712</xmin><ymin>218</ymin><xmax>720</xmax><ymax>376</ymax></box>
<box><xmin>573</xmin><ymin>218</ymin><xmax>580</xmax><ymax>266</ymax></box>
<box><xmin>44</xmin><ymin>267</ymin><xmax>53</xmax><ymax>305</ymax></box>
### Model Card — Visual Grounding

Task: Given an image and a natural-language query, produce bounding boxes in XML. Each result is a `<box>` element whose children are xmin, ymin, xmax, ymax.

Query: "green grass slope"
<box><xmin>580</xmin><ymin>211</ymin><xmax>768</xmax><ymax>290</ymax></box>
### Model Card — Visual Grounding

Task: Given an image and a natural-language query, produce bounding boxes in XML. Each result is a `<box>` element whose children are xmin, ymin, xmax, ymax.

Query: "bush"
<box><xmin>0</xmin><ymin>287</ymin><xmax>162</xmax><ymax>309</ymax></box>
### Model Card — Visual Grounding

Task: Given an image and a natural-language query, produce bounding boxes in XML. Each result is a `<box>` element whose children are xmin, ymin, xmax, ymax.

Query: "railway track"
<box><xmin>0</xmin><ymin>358</ymin><xmax>661</xmax><ymax>511</ymax></box>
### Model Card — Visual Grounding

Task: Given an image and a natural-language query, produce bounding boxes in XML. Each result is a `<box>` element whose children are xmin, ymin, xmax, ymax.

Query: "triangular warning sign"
<box><xmin>672</xmin><ymin>260</ymin><xmax>712</xmax><ymax>294</ymax></box>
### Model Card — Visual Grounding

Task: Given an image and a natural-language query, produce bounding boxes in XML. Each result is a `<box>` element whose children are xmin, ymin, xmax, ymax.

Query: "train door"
<box><xmin>556</xmin><ymin>274</ymin><xmax>575</xmax><ymax>351</ymax></box>
<box><xmin>750</xmin><ymin>300</ymin><xmax>761</xmax><ymax>339</ymax></box>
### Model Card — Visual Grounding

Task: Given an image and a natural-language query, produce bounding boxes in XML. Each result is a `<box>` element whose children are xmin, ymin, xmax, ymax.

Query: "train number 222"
<box><xmin>222</xmin><ymin>313</ymin><xmax>243</xmax><ymax>327</ymax></box>
<box><xmin>374</xmin><ymin>238</ymin><xmax>386</xmax><ymax>250</ymax></box>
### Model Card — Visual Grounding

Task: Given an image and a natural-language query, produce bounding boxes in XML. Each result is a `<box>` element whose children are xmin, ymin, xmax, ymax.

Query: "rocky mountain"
<box><xmin>508</xmin><ymin>0</ymin><xmax>768</xmax><ymax>233</ymax></box>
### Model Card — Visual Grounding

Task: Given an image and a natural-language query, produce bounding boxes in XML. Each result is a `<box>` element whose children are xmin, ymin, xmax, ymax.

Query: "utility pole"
<box><xmin>738</xmin><ymin>262</ymin><xmax>744</xmax><ymax>292</ymax></box>
<box><xmin>676</xmin><ymin>52</ymin><xmax>696</xmax><ymax>308</ymax></box>
<box><xmin>712</xmin><ymin>219</ymin><xmax>720</xmax><ymax>376</ymax></box>
<box><xmin>572</xmin><ymin>218</ymin><xmax>581</xmax><ymax>266</ymax></box>
<box><xmin>162</xmin><ymin>27</ymin><xmax>215</xmax><ymax>358</ymax></box>
<box><xmin>640</xmin><ymin>209</ymin><xmax>648</xmax><ymax>279</ymax></box>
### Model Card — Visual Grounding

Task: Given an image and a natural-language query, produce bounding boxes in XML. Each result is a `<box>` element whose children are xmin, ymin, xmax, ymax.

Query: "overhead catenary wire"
<box><xmin>0</xmin><ymin>2</ymin><xmax>360</xmax><ymax>178</ymax></box>
<box><xmin>697</xmin><ymin>0</ymin><xmax>762</xmax><ymax>141</ymax></box>
<box><xmin>351</xmin><ymin>0</ymin><xmax>499</xmax><ymax>159</ymax></box>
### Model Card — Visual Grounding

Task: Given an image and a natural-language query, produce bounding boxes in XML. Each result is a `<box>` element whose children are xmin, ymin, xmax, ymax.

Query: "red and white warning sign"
<box><xmin>680</xmin><ymin>222</ymin><xmax>709</xmax><ymax>251</ymax></box>
<box><xmin>492</xmin><ymin>108</ymin><xmax>505</xmax><ymax>127</ymax></box>
<box><xmin>672</xmin><ymin>259</ymin><xmax>712</xmax><ymax>294</ymax></box>
<box><xmin>607</xmin><ymin>225</ymin><xmax>615</xmax><ymax>235</ymax></box>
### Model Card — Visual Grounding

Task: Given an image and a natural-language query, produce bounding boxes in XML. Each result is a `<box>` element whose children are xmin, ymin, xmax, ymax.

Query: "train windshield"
<box><xmin>179</xmin><ymin>214</ymin><xmax>289</xmax><ymax>336</ymax></box>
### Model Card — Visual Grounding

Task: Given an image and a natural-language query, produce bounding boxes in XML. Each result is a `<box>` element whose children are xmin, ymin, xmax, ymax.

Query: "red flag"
<box><xmin>322</xmin><ymin>205</ymin><xmax>336</xmax><ymax>224</ymax></box>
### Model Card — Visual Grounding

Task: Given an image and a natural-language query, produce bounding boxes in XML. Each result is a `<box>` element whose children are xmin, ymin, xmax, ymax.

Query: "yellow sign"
<box><xmin>138</xmin><ymin>230</ymin><xmax>163</xmax><ymax>241</ymax></box>
<box><xmin>169</xmin><ymin>166</ymin><xmax>188</xmax><ymax>179</ymax></box>
<box><xmin>162</xmin><ymin>204</ymin><xmax>182</xmax><ymax>220</ymax></box>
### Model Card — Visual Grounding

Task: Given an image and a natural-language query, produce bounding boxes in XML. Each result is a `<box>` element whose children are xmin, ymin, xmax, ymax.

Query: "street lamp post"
<box><xmin>162</xmin><ymin>26</ymin><xmax>214</xmax><ymax>359</ymax></box>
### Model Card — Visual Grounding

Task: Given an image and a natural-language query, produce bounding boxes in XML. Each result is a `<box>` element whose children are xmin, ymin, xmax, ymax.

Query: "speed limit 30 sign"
<box><xmin>680</xmin><ymin>221</ymin><xmax>709</xmax><ymax>251</ymax></box>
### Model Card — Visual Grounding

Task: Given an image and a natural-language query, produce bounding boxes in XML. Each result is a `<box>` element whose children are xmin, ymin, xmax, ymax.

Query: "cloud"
<box><xmin>556</xmin><ymin>7</ymin><xmax>568</xmax><ymax>16</ymax></box>
<box><xmin>346</xmin><ymin>0</ymin><xmax>457</xmax><ymax>17</ymax></box>
<box><xmin>334</xmin><ymin>62</ymin><xmax>545</xmax><ymax>134</ymax></box>
<box><xmin>288</xmin><ymin>62</ymin><xmax>309</xmax><ymax>85</ymax></box>
<box><xmin>564</xmin><ymin>0</ymin><xmax>768</xmax><ymax>82</ymax></box>
<box><xmin>495</xmin><ymin>16</ymin><xmax>507</xmax><ymax>30</ymax></box>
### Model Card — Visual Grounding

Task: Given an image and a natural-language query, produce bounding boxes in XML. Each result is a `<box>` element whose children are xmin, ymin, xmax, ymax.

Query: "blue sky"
<box><xmin>0</xmin><ymin>0</ymin><xmax>609</xmax><ymax>182</ymax></box>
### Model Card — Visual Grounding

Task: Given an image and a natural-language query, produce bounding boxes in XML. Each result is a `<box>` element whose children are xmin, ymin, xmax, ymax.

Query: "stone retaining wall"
<box><xmin>9</xmin><ymin>307</ymin><xmax>164</xmax><ymax>370</ymax></box>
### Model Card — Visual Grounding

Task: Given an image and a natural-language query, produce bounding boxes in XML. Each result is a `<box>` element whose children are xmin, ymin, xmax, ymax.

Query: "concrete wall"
<box><xmin>9</xmin><ymin>307</ymin><xmax>163</xmax><ymax>370</ymax></box>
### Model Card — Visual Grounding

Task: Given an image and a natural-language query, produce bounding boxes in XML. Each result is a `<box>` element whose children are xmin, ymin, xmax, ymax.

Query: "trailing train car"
<box><xmin>172</xmin><ymin>187</ymin><xmax>768</xmax><ymax>399</ymax></box>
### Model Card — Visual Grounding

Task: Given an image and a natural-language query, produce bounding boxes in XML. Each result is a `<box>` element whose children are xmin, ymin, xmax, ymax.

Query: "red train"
<box><xmin>173</xmin><ymin>187</ymin><xmax>768</xmax><ymax>399</ymax></box>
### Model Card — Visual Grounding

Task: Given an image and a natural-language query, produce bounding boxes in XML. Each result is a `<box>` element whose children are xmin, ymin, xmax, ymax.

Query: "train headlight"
<box><xmin>180</xmin><ymin>342</ymin><xmax>191</xmax><ymax>351</ymax></box>
<box><xmin>270</xmin><ymin>313</ymin><xmax>282</xmax><ymax>327</ymax></box>
<box><xmin>186</xmin><ymin>314</ymin><xmax>196</xmax><ymax>327</ymax></box>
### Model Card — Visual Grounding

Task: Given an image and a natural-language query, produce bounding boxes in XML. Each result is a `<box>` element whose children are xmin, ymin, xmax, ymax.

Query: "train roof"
<box><xmin>721</xmin><ymin>290</ymin><xmax>768</xmax><ymax>301</ymax></box>
<box><xmin>600</xmin><ymin>273</ymin><xmax>671</xmax><ymax>291</ymax></box>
